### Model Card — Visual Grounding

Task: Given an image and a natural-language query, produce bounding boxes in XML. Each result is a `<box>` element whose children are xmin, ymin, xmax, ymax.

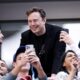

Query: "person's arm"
<box><xmin>1</xmin><ymin>66</ymin><xmax>20</xmax><ymax>80</ymax></box>
<box><xmin>10</xmin><ymin>64</ymin><xmax>22</xmax><ymax>76</ymax></box>
<box><xmin>60</xmin><ymin>31</ymin><xmax>73</xmax><ymax>45</ymax></box>
<box><xmin>28</xmin><ymin>51</ymin><xmax>47</xmax><ymax>80</ymax></box>
<box><xmin>52</xmin><ymin>29</ymin><xmax>66</xmax><ymax>74</ymax></box>
<box><xmin>2</xmin><ymin>63</ymin><xmax>24</xmax><ymax>80</ymax></box>
<box><xmin>3</xmin><ymin>53</ymin><xmax>29</xmax><ymax>80</ymax></box>
<box><xmin>65</xmin><ymin>63</ymin><xmax>77</xmax><ymax>80</ymax></box>
<box><xmin>36</xmin><ymin>64</ymin><xmax>47</xmax><ymax>80</ymax></box>
<box><xmin>66</xmin><ymin>73</ymin><xmax>75</xmax><ymax>80</ymax></box>
<box><xmin>60</xmin><ymin>31</ymin><xmax>80</xmax><ymax>58</ymax></box>
<box><xmin>2</xmin><ymin>72</ymin><xmax>17</xmax><ymax>80</ymax></box>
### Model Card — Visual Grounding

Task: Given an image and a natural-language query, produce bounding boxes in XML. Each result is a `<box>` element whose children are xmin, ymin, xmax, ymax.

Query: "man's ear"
<box><xmin>44</xmin><ymin>18</ymin><xmax>46</xmax><ymax>23</ymax></box>
<box><xmin>42</xmin><ymin>17</ymin><xmax>46</xmax><ymax>23</ymax></box>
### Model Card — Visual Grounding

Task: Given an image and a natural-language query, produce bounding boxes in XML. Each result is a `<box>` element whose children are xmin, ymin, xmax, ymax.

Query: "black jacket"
<box><xmin>20</xmin><ymin>23</ymin><xmax>66</xmax><ymax>77</ymax></box>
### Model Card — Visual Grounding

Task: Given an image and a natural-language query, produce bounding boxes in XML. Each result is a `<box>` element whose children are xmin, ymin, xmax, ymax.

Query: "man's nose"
<box><xmin>31</xmin><ymin>21</ymin><xmax>35</xmax><ymax>26</ymax></box>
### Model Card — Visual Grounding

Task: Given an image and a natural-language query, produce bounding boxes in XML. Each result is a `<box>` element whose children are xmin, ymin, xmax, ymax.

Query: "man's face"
<box><xmin>14</xmin><ymin>53</ymin><xmax>30</xmax><ymax>72</ymax></box>
<box><xmin>27</xmin><ymin>12</ymin><xmax>46</xmax><ymax>35</ymax></box>
<box><xmin>0</xmin><ymin>30</ymin><xmax>4</xmax><ymax>44</ymax></box>
<box><xmin>0</xmin><ymin>60</ymin><xmax>8</xmax><ymax>75</ymax></box>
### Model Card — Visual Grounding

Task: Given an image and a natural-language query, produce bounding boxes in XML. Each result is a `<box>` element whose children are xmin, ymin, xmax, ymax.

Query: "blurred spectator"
<box><xmin>56</xmin><ymin>50</ymin><xmax>80</xmax><ymax>80</ymax></box>
<box><xmin>0</xmin><ymin>60</ymin><xmax>8</xmax><ymax>76</ymax></box>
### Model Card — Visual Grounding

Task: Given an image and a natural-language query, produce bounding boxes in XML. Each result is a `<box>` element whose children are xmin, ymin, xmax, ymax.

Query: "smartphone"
<box><xmin>25</xmin><ymin>44</ymin><xmax>34</xmax><ymax>50</ymax></box>
<box><xmin>25</xmin><ymin>44</ymin><xmax>36</xmax><ymax>55</ymax></box>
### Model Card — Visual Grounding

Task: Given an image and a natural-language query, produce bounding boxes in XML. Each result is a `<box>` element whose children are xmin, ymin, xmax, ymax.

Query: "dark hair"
<box><xmin>26</xmin><ymin>7</ymin><xmax>46</xmax><ymax>19</ymax></box>
<box><xmin>59</xmin><ymin>50</ymin><xmax>77</xmax><ymax>73</ymax></box>
<box><xmin>13</xmin><ymin>46</ymin><xmax>26</xmax><ymax>62</ymax></box>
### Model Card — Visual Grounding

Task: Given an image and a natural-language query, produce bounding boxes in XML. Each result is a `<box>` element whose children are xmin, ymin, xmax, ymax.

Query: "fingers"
<box><xmin>71</xmin><ymin>58</ymin><xmax>78</xmax><ymax>70</ymax></box>
<box><xmin>20</xmin><ymin>48</ymin><xmax>40</xmax><ymax>66</ymax></box>
<box><xmin>59</xmin><ymin>31</ymin><xmax>73</xmax><ymax>45</ymax></box>
<box><xmin>29</xmin><ymin>55</ymin><xmax>39</xmax><ymax>63</ymax></box>
<box><xmin>25</xmin><ymin>48</ymin><xmax>35</xmax><ymax>55</ymax></box>
<box><xmin>21</xmin><ymin>54</ymin><xmax>29</xmax><ymax>63</ymax></box>
<box><xmin>60</xmin><ymin>31</ymin><xmax>68</xmax><ymax>41</ymax></box>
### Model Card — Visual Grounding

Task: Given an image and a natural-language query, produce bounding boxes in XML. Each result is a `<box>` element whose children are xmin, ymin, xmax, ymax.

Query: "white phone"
<box><xmin>26</xmin><ymin>44</ymin><xmax>34</xmax><ymax>50</ymax></box>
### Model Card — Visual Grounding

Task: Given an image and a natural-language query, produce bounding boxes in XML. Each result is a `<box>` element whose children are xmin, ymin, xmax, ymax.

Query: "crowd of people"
<box><xmin>0</xmin><ymin>7</ymin><xmax>80</xmax><ymax>80</ymax></box>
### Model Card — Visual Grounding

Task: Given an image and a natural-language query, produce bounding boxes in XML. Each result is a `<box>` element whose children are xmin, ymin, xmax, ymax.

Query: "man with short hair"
<box><xmin>20</xmin><ymin>7</ymin><xmax>66</xmax><ymax>78</ymax></box>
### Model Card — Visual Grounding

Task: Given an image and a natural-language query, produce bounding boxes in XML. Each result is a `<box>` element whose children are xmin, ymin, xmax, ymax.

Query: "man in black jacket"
<box><xmin>20</xmin><ymin>7</ymin><xmax>66</xmax><ymax>78</ymax></box>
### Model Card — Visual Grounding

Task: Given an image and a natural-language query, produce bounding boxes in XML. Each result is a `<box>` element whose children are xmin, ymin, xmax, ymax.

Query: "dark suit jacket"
<box><xmin>20</xmin><ymin>23</ymin><xmax>66</xmax><ymax>77</ymax></box>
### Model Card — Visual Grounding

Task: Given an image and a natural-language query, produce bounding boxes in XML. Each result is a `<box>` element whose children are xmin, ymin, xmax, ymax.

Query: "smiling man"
<box><xmin>20</xmin><ymin>7</ymin><xmax>66</xmax><ymax>78</ymax></box>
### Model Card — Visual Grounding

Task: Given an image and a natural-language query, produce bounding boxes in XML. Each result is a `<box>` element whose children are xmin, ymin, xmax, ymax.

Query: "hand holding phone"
<box><xmin>26</xmin><ymin>45</ymin><xmax>34</xmax><ymax>50</ymax></box>
<box><xmin>25</xmin><ymin>44</ymin><xmax>36</xmax><ymax>55</ymax></box>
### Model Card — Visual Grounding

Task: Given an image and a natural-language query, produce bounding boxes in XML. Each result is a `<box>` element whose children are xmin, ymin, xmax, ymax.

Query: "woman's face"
<box><xmin>63</xmin><ymin>52</ymin><xmax>78</xmax><ymax>68</ymax></box>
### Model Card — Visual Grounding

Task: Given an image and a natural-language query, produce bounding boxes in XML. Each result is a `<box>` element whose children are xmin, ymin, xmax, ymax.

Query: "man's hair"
<box><xmin>13</xmin><ymin>46</ymin><xmax>26</xmax><ymax>62</ymax></box>
<box><xmin>26</xmin><ymin>7</ymin><xmax>46</xmax><ymax>19</ymax></box>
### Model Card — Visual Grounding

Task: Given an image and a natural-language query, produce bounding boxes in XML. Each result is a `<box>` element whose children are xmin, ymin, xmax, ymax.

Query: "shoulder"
<box><xmin>45</xmin><ymin>23</ymin><xmax>63</xmax><ymax>37</ymax></box>
<box><xmin>22</xmin><ymin>30</ymin><xmax>30</xmax><ymax>35</ymax></box>
<box><xmin>56</xmin><ymin>71</ymin><xmax>68</xmax><ymax>80</ymax></box>
<box><xmin>21</xmin><ymin>30</ymin><xmax>31</xmax><ymax>37</ymax></box>
<box><xmin>46</xmin><ymin>23</ymin><xmax>63</xmax><ymax>34</ymax></box>
<box><xmin>2</xmin><ymin>73</ymin><xmax>17</xmax><ymax>80</ymax></box>
<box><xmin>56</xmin><ymin>71</ymin><xmax>68</xmax><ymax>76</ymax></box>
<box><xmin>46</xmin><ymin>23</ymin><xmax>62</xmax><ymax>30</ymax></box>
<box><xmin>46</xmin><ymin>23</ymin><xmax>68</xmax><ymax>36</ymax></box>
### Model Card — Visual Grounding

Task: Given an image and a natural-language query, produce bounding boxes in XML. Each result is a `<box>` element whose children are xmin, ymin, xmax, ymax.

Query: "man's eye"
<box><xmin>18</xmin><ymin>57</ymin><xmax>21</xmax><ymax>60</ymax></box>
<box><xmin>34</xmin><ymin>19</ymin><xmax>37</xmax><ymax>22</ymax></box>
<box><xmin>1</xmin><ymin>63</ymin><xmax>6</xmax><ymax>67</ymax></box>
<box><xmin>68</xmin><ymin>55</ymin><xmax>72</xmax><ymax>57</ymax></box>
<box><xmin>66</xmin><ymin>54</ymin><xmax>72</xmax><ymax>57</ymax></box>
